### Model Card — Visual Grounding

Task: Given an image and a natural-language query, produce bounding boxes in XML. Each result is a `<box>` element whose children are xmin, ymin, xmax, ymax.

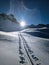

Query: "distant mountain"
<box><xmin>27</xmin><ymin>24</ymin><xmax>36</xmax><ymax>28</ymax></box>
<box><xmin>0</xmin><ymin>13</ymin><xmax>21</xmax><ymax>32</ymax></box>
<box><xmin>0</xmin><ymin>13</ymin><xmax>49</xmax><ymax>32</ymax></box>
<box><xmin>36</xmin><ymin>24</ymin><xmax>46</xmax><ymax>28</ymax></box>
<box><xmin>36</xmin><ymin>24</ymin><xmax>49</xmax><ymax>28</ymax></box>
<box><xmin>28</xmin><ymin>24</ymin><xmax>49</xmax><ymax>28</ymax></box>
<box><xmin>46</xmin><ymin>24</ymin><xmax>49</xmax><ymax>28</ymax></box>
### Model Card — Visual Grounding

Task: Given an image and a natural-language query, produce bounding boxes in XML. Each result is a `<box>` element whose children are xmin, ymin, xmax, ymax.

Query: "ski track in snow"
<box><xmin>19</xmin><ymin>33</ymin><xmax>41</xmax><ymax>65</ymax></box>
<box><xmin>0</xmin><ymin>30</ymin><xmax>49</xmax><ymax>65</ymax></box>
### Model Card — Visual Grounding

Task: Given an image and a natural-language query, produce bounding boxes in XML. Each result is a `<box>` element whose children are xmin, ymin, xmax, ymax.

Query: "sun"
<box><xmin>20</xmin><ymin>21</ymin><xmax>26</xmax><ymax>27</ymax></box>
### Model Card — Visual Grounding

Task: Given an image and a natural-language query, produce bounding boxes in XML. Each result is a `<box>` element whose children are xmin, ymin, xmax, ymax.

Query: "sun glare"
<box><xmin>20</xmin><ymin>21</ymin><xmax>26</xmax><ymax>27</ymax></box>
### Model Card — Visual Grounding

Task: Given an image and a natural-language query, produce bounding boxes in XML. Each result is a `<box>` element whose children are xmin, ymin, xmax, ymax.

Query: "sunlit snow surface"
<box><xmin>0</xmin><ymin>28</ymin><xmax>49</xmax><ymax>65</ymax></box>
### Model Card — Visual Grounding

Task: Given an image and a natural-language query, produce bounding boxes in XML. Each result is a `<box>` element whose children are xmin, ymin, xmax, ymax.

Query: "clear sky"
<box><xmin>0</xmin><ymin>0</ymin><xmax>49</xmax><ymax>25</ymax></box>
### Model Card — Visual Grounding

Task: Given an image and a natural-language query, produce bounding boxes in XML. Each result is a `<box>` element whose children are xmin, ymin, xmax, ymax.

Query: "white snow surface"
<box><xmin>0</xmin><ymin>28</ymin><xmax>49</xmax><ymax>65</ymax></box>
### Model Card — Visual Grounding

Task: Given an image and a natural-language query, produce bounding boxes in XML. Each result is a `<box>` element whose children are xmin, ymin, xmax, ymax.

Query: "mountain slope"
<box><xmin>0</xmin><ymin>13</ymin><xmax>20</xmax><ymax>32</ymax></box>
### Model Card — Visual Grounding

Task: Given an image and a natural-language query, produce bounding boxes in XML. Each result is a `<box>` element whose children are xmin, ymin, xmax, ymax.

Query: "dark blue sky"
<box><xmin>0</xmin><ymin>0</ymin><xmax>49</xmax><ymax>25</ymax></box>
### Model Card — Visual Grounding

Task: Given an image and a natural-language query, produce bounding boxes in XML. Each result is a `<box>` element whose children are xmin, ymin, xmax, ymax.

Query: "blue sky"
<box><xmin>0</xmin><ymin>0</ymin><xmax>49</xmax><ymax>25</ymax></box>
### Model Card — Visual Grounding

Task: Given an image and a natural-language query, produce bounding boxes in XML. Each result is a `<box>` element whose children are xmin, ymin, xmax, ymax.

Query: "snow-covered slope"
<box><xmin>20</xmin><ymin>28</ymin><xmax>49</xmax><ymax>65</ymax></box>
<box><xmin>0</xmin><ymin>28</ymin><xmax>49</xmax><ymax>65</ymax></box>
<box><xmin>0</xmin><ymin>13</ymin><xmax>20</xmax><ymax>32</ymax></box>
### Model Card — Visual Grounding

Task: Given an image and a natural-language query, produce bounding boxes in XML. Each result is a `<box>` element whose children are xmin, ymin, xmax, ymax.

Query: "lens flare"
<box><xmin>20</xmin><ymin>21</ymin><xmax>26</xmax><ymax>27</ymax></box>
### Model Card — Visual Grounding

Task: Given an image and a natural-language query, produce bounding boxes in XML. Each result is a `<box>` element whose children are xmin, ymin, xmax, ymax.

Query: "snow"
<box><xmin>0</xmin><ymin>19</ymin><xmax>20</xmax><ymax>31</ymax></box>
<box><xmin>0</xmin><ymin>31</ymin><xmax>19</xmax><ymax>65</ymax></box>
<box><xmin>21</xmin><ymin>32</ymin><xmax>49</xmax><ymax>65</ymax></box>
<box><xmin>0</xmin><ymin>28</ymin><xmax>49</xmax><ymax>65</ymax></box>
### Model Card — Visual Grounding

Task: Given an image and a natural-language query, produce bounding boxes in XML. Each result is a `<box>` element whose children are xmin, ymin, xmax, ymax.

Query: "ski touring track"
<box><xmin>18</xmin><ymin>33</ymin><xmax>41</xmax><ymax>65</ymax></box>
